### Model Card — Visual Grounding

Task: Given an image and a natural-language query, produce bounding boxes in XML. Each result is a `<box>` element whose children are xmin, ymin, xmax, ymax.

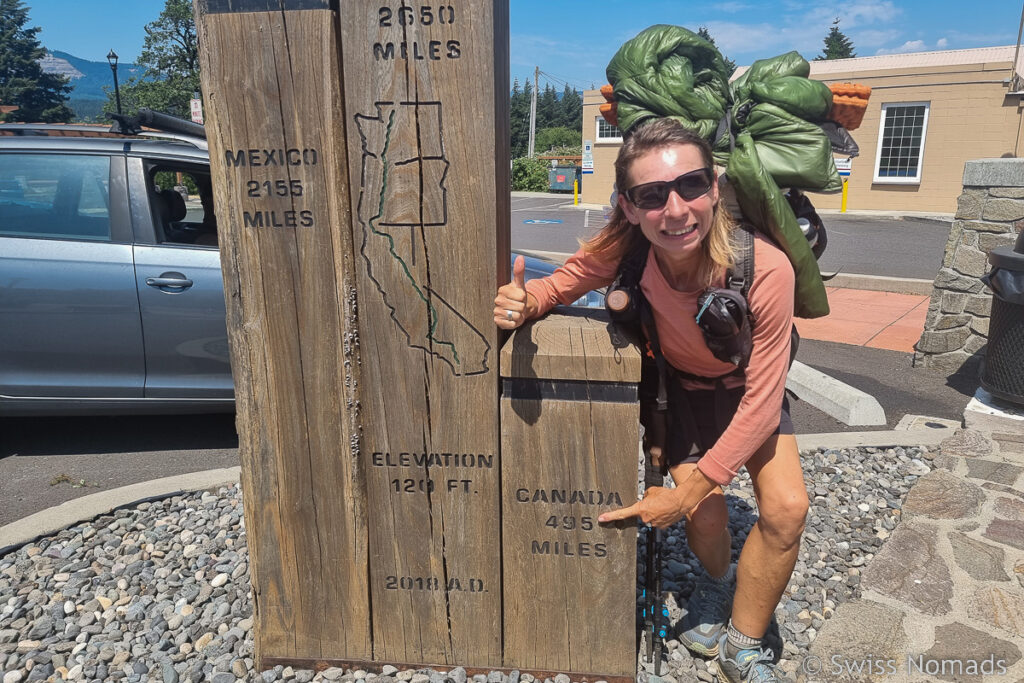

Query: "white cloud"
<box><xmin>840</xmin><ymin>1</ymin><xmax>901</xmax><ymax>28</ymax></box>
<box><xmin>703</xmin><ymin>2</ymin><xmax>905</xmax><ymax>64</ymax></box>
<box><xmin>703</xmin><ymin>20</ymin><xmax>822</xmax><ymax>58</ymax></box>
<box><xmin>875</xmin><ymin>40</ymin><xmax>928</xmax><ymax>55</ymax></box>
<box><xmin>873</xmin><ymin>37</ymin><xmax>957</xmax><ymax>56</ymax></box>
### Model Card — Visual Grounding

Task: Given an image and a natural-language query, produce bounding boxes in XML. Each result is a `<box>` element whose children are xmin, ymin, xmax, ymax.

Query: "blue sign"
<box><xmin>524</xmin><ymin>219</ymin><xmax>563</xmax><ymax>225</ymax></box>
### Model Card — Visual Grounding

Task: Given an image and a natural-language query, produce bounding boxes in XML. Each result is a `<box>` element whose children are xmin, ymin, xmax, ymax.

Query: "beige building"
<box><xmin>580</xmin><ymin>46</ymin><xmax>1024</xmax><ymax>213</ymax></box>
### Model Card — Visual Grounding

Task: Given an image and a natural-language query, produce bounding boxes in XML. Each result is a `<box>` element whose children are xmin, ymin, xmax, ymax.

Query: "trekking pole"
<box><xmin>642</xmin><ymin>523</ymin><xmax>656</xmax><ymax>666</ymax></box>
<box><xmin>652</xmin><ymin>527</ymin><xmax>667</xmax><ymax>675</ymax></box>
<box><xmin>642</xmin><ymin>452</ymin><xmax>666</xmax><ymax>675</ymax></box>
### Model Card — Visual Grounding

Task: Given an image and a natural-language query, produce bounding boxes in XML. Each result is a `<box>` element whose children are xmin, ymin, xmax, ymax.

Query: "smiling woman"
<box><xmin>494</xmin><ymin>116</ymin><xmax>806</xmax><ymax>683</ymax></box>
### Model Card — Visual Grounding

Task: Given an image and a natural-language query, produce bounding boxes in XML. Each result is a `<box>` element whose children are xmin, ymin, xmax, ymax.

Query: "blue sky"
<box><xmin>28</xmin><ymin>1</ymin><xmax>1024</xmax><ymax>90</ymax></box>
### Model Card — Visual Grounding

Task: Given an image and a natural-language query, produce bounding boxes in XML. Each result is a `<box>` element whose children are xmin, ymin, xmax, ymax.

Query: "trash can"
<box><xmin>548</xmin><ymin>164</ymin><xmax>578</xmax><ymax>192</ymax></box>
<box><xmin>980</xmin><ymin>230</ymin><xmax>1024</xmax><ymax>405</ymax></box>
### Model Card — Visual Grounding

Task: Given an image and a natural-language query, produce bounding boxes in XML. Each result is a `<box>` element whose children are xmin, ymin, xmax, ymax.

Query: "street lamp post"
<box><xmin>106</xmin><ymin>50</ymin><xmax>122</xmax><ymax>115</ymax></box>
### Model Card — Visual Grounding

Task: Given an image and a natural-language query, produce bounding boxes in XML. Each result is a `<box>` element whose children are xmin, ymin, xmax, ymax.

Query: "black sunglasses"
<box><xmin>624</xmin><ymin>167</ymin><xmax>714</xmax><ymax>210</ymax></box>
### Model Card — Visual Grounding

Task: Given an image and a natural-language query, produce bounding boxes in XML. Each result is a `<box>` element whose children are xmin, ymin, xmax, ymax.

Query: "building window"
<box><xmin>873</xmin><ymin>102</ymin><xmax>929</xmax><ymax>184</ymax></box>
<box><xmin>596</xmin><ymin>116</ymin><xmax>622</xmax><ymax>142</ymax></box>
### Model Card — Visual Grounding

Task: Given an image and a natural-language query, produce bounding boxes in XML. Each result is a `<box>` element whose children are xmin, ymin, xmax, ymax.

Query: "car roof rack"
<box><xmin>109</xmin><ymin>109</ymin><xmax>208</xmax><ymax>151</ymax></box>
<box><xmin>0</xmin><ymin>123</ymin><xmax>119</xmax><ymax>137</ymax></box>
<box><xmin>0</xmin><ymin>109</ymin><xmax>208</xmax><ymax>151</ymax></box>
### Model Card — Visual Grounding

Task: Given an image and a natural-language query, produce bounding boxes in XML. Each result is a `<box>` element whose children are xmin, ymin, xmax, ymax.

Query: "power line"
<box><xmin>537</xmin><ymin>69</ymin><xmax>588</xmax><ymax>93</ymax></box>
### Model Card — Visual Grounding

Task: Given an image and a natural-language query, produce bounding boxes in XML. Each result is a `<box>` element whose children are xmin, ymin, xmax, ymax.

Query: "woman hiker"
<box><xmin>494</xmin><ymin>117</ymin><xmax>808</xmax><ymax>683</ymax></box>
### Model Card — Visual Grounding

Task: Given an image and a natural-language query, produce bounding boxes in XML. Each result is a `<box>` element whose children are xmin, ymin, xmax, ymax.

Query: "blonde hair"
<box><xmin>584</xmin><ymin>118</ymin><xmax>735</xmax><ymax>287</ymax></box>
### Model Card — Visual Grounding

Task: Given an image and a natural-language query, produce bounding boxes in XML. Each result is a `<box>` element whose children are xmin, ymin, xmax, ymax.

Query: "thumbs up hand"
<box><xmin>494</xmin><ymin>255</ymin><xmax>531</xmax><ymax>329</ymax></box>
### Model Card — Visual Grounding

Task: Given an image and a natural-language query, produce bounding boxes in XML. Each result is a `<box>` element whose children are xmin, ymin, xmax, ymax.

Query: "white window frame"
<box><xmin>595</xmin><ymin>116</ymin><xmax>623</xmax><ymax>143</ymax></box>
<box><xmin>873</xmin><ymin>101</ymin><xmax>930</xmax><ymax>185</ymax></box>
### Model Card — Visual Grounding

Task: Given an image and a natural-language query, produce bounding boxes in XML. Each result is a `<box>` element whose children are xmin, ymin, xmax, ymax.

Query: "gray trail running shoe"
<box><xmin>677</xmin><ymin>570</ymin><xmax>735</xmax><ymax>657</ymax></box>
<box><xmin>715</xmin><ymin>636</ymin><xmax>791</xmax><ymax>682</ymax></box>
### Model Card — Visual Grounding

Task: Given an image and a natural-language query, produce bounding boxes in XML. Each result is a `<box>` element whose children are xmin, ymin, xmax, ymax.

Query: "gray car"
<box><xmin>0</xmin><ymin>121</ymin><xmax>600</xmax><ymax>416</ymax></box>
<box><xmin>0</xmin><ymin>123</ymin><xmax>232</xmax><ymax>415</ymax></box>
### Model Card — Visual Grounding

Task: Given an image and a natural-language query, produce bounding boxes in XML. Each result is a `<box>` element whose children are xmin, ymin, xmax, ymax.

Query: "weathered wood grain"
<box><xmin>500</xmin><ymin>310</ymin><xmax>642</xmax><ymax>383</ymax></box>
<box><xmin>194</xmin><ymin>1</ymin><xmax>369</xmax><ymax>665</ymax></box>
<box><xmin>500</xmin><ymin>314</ymin><xmax>640</xmax><ymax>676</ymax></box>
<box><xmin>337</xmin><ymin>0</ymin><xmax>508</xmax><ymax>666</ymax></box>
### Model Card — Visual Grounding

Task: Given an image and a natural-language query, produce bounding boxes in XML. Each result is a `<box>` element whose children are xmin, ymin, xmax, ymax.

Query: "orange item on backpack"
<box><xmin>828</xmin><ymin>83</ymin><xmax>871</xmax><ymax>131</ymax></box>
<box><xmin>600</xmin><ymin>84</ymin><xmax>618</xmax><ymax>126</ymax></box>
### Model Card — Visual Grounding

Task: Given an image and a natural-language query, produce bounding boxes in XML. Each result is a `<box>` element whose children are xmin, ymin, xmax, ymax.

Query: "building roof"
<box><xmin>733</xmin><ymin>45</ymin><xmax>1023</xmax><ymax>80</ymax></box>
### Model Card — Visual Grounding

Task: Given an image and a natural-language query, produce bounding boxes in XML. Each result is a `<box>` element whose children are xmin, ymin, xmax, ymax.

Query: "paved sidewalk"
<box><xmin>795</xmin><ymin>287</ymin><xmax>930</xmax><ymax>354</ymax></box>
<box><xmin>804</xmin><ymin>423</ymin><xmax>1024</xmax><ymax>682</ymax></box>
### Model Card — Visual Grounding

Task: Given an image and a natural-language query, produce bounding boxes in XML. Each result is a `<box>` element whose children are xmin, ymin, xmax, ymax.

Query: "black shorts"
<box><xmin>661</xmin><ymin>384</ymin><xmax>793</xmax><ymax>469</ymax></box>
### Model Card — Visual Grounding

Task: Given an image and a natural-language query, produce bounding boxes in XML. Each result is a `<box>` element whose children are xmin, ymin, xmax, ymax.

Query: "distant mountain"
<box><xmin>40</xmin><ymin>50</ymin><xmax>145</xmax><ymax>119</ymax></box>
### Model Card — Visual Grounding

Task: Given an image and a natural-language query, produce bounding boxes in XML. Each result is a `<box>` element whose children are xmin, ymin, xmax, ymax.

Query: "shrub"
<box><xmin>511</xmin><ymin>156</ymin><xmax>551</xmax><ymax>192</ymax></box>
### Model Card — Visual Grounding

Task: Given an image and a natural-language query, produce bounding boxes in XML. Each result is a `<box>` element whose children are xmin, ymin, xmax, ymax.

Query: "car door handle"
<box><xmin>146</xmin><ymin>274</ymin><xmax>194</xmax><ymax>289</ymax></box>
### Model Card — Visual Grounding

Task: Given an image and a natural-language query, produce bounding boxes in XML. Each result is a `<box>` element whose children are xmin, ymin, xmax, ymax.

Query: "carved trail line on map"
<box><xmin>355</xmin><ymin>101</ymin><xmax>490</xmax><ymax>377</ymax></box>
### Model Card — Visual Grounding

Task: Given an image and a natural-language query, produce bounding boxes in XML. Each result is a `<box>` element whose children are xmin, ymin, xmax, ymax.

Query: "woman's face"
<box><xmin>617</xmin><ymin>143</ymin><xmax>718</xmax><ymax>262</ymax></box>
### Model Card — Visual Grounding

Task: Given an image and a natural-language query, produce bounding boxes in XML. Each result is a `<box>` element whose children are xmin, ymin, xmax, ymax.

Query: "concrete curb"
<box><xmin>510</xmin><ymin>191</ymin><xmax>575</xmax><ymax>200</ymax></box>
<box><xmin>0</xmin><ymin>467</ymin><xmax>241</xmax><ymax>556</ymax></box>
<box><xmin>796</xmin><ymin>425</ymin><xmax>955</xmax><ymax>452</ymax></box>
<box><xmin>817</xmin><ymin>208</ymin><xmax>955</xmax><ymax>222</ymax></box>
<box><xmin>825</xmin><ymin>273</ymin><xmax>933</xmax><ymax>296</ymax></box>
<box><xmin>787</xmin><ymin>360</ymin><xmax>887</xmax><ymax>426</ymax></box>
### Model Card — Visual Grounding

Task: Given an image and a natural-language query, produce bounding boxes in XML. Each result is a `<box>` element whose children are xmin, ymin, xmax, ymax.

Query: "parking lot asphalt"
<box><xmin>0</xmin><ymin>413</ymin><xmax>239</xmax><ymax>527</ymax></box>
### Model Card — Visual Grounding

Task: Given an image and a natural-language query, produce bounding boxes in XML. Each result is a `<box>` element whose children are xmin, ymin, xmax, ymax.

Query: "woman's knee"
<box><xmin>685</xmin><ymin>492</ymin><xmax>728</xmax><ymax>538</ymax></box>
<box><xmin>757</xmin><ymin>489</ymin><xmax>809</xmax><ymax>543</ymax></box>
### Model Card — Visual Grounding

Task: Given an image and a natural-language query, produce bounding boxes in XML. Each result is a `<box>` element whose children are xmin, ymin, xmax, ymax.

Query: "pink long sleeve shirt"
<box><xmin>525</xmin><ymin>234</ymin><xmax>795</xmax><ymax>485</ymax></box>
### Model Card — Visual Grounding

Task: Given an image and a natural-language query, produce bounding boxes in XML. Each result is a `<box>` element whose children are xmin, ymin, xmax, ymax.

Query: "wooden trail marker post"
<box><xmin>501</xmin><ymin>313</ymin><xmax>640</xmax><ymax>679</ymax></box>
<box><xmin>195</xmin><ymin>0</ymin><xmax>370</xmax><ymax>666</ymax></box>
<box><xmin>197</xmin><ymin>0</ymin><xmax>638</xmax><ymax>677</ymax></box>
<box><xmin>196</xmin><ymin>0</ymin><xmax>509</xmax><ymax>670</ymax></box>
<box><xmin>335</xmin><ymin>0</ymin><xmax>508</xmax><ymax>668</ymax></box>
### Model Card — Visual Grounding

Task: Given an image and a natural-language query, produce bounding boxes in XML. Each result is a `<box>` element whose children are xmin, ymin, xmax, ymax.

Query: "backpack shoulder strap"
<box><xmin>726</xmin><ymin>222</ymin><xmax>756</xmax><ymax>301</ymax></box>
<box><xmin>619</xmin><ymin>236</ymin><xmax>650</xmax><ymax>288</ymax></box>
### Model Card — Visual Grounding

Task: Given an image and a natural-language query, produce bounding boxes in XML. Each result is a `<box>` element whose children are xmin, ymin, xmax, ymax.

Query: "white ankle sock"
<box><xmin>725</xmin><ymin>619</ymin><xmax>761</xmax><ymax>656</ymax></box>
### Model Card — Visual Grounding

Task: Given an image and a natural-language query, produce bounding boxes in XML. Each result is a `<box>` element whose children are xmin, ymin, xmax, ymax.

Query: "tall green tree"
<box><xmin>510</xmin><ymin>77</ymin><xmax>532</xmax><ymax>158</ymax></box>
<box><xmin>696</xmin><ymin>26</ymin><xmax>737</xmax><ymax>76</ymax></box>
<box><xmin>0</xmin><ymin>0</ymin><xmax>72</xmax><ymax>122</ymax></box>
<box><xmin>536</xmin><ymin>82</ymin><xmax>559</xmax><ymax>130</ymax></box>
<box><xmin>558</xmin><ymin>84</ymin><xmax>582</xmax><ymax>131</ymax></box>
<box><xmin>107</xmin><ymin>0</ymin><xmax>199</xmax><ymax>118</ymax></box>
<box><xmin>814</xmin><ymin>18</ymin><xmax>856</xmax><ymax>60</ymax></box>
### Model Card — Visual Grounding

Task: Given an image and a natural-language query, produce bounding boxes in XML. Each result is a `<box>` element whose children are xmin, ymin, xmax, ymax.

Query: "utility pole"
<box><xmin>528</xmin><ymin>66</ymin><xmax>538</xmax><ymax>157</ymax></box>
<box><xmin>1011</xmin><ymin>2</ymin><xmax>1024</xmax><ymax>91</ymax></box>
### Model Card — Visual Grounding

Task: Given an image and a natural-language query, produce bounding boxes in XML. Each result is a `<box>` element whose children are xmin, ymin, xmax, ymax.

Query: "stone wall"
<box><xmin>914</xmin><ymin>159</ymin><xmax>1024</xmax><ymax>373</ymax></box>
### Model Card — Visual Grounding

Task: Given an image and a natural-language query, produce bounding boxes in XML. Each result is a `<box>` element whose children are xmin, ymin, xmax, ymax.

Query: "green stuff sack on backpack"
<box><xmin>605</xmin><ymin>25</ymin><xmax>843</xmax><ymax>318</ymax></box>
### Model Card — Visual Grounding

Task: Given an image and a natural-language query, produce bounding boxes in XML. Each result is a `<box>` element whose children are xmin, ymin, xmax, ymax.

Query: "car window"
<box><xmin>0</xmin><ymin>154</ymin><xmax>112</xmax><ymax>241</ymax></box>
<box><xmin>148</xmin><ymin>166</ymin><xmax>218</xmax><ymax>248</ymax></box>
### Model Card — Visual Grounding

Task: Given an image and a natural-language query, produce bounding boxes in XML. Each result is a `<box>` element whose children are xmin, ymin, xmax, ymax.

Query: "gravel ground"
<box><xmin>0</xmin><ymin>445</ymin><xmax>933</xmax><ymax>683</ymax></box>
